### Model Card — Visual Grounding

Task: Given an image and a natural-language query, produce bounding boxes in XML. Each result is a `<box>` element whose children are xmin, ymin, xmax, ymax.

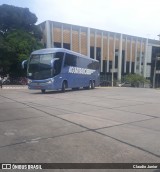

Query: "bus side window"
<box><xmin>56</xmin><ymin>52</ymin><xmax>64</xmax><ymax>65</ymax></box>
<box><xmin>54</xmin><ymin>60</ymin><xmax>61</xmax><ymax>75</ymax></box>
<box><xmin>64</xmin><ymin>53</ymin><xmax>77</xmax><ymax>67</ymax></box>
<box><xmin>54</xmin><ymin>52</ymin><xmax>64</xmax><ymax>76</ymax></box>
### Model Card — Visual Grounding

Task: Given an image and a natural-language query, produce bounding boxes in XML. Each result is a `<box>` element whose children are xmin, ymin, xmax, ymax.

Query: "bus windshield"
<box><xmin>28</xmin><ymin>53</ymin><xmax>54</xmax><ymax>80</ymax></box>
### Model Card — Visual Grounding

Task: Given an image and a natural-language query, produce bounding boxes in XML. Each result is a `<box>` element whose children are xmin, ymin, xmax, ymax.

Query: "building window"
<box><xmin>90</xmin><ymin>47</ymin><xmax>94</xmax><ymax>59</ymax></box>
<box><xmin>54</xmin><ymin>42</ymin><xmax>61</xmax><ymax>48</ymax></box>
<box><xmin>63</xmin><ymin>43</ymin><xmax>70</xmax><ymax>50</ymax></box>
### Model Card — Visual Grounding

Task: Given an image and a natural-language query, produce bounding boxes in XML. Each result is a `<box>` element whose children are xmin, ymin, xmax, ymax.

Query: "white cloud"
<box><xmin>1</xmin><ymin>0</ymin><xmax>160</xmax><ymax>39</ymax></box>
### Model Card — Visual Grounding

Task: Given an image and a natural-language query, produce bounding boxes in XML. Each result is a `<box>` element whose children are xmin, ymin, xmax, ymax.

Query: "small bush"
<box><xmin>122</xmin><ymin>74</ymin><xmax>150</xmax><ymax>87</ymax></box>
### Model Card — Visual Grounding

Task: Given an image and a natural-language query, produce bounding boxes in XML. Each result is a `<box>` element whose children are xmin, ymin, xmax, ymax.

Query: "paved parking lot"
<box><xmin>0</xmin><ymin>87</ymin><xmax>160</xmax><ymax>171</ymax></box>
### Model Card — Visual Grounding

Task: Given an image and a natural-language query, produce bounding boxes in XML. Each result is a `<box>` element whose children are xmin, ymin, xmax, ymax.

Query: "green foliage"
<box><xmin>0</xmin><ymin>4</ymin><xmax>37</xmax><ymax>34</ymax></box>
<box><xmin>0</xmin><ymin>4</ymin><xmax>44</xmax><ymax>76</ymax></box>
<box><xmin>4</xmin><ymin>30</ymin><xmax>43</xmax><ymax>76</ymax></box>
<box><xmin>123</xmin><ymin>74</ymin><xmax>150</xmax><ymax>87</ymax></box>
<box><xmin>6</xmin><ymin>29</ymin><xmax>43</xmax><ymax>60</ymax></box>
<box><xmin>0</xmin><ymin>34</ymin><xmax>16</xmax><ymax>72</ymax></box>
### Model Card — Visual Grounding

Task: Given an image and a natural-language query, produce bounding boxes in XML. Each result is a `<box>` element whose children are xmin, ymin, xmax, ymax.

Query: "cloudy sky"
<box><xmin>0</xmin><ymin>0</ymin><xmax>160</xmax><ymax>40</ymax></box>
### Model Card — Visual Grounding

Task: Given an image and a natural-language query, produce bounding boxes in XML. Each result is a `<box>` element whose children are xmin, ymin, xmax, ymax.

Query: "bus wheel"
<box><xmin>41</xmin><ymin>89</ymin><xmax>45</xmax><ymax>94</ymax></box>
<box><xmin>62</xmin><ymin>81</ymin><xmax>67</xmax><ymax>92</ymax></box>
<box><xmin>72</xmin><ymin>87</ymin><xmax>79</xmax><ymax>91</ymax></box>
<box><xmin>91</xmin><ymin>81</ymin><xmax>95</xmax><ymax>89</ymax></box>
<box><xmin>89</xmin><ymin>81</ymin><xmax>92</xmax><ymax>89</ymax></box>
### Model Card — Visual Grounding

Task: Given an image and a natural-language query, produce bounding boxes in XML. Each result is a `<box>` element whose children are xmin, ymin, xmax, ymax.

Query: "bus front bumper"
<box><xmin>28</xmin><ymin>79</ymin><xmax>54</xmax><ymax>90</ymax></box>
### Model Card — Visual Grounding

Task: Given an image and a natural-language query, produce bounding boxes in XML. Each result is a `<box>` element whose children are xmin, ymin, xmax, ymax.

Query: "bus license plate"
<box><xmin>35</xmin><ymin>86</ymin><xmax>41</xmax><ymax>89</ymax></box>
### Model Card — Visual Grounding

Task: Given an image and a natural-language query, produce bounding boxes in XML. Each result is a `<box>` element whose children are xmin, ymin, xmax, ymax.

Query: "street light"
<box><xmin>153</xmin><ymin>56</ymin><xmax>160</xmax><ymax>88</ymax></box>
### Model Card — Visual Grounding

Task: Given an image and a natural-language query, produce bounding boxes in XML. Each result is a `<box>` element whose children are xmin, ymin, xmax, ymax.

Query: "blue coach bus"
<box><xmin>22</xmin><ymin>48</ymin><xmax>100</xmax><ymax>93</ymax></box>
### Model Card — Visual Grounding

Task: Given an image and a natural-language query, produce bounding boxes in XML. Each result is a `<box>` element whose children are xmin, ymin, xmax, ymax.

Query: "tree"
<box><xmin>0</xmin><ymin>4</ymin><xmax>43</xmax><ymax>76</ymax></box>
<box><xmin>123</xmin><ymin>74</ymin><xmax>150</xmax><ymax>87</ymax></box>
<box><xmin>5</xmin><ymin>29</ymin><xmax>43</xmax><ymax>76</ymax></box>
<box><xmin>0</xmin><ymin>33</ymin><xmax>16</xmax><ymax>73</ymax></box>
<box><xmin>0</xmin><ymin>4</ymin><xmax>37</xmax><ymax>35</ymax></box>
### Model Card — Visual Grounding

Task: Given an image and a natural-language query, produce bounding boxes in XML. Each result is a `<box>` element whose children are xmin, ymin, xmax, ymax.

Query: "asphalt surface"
<box><xmin>0</xmin><ymin>87</ymin><xmax>160</xmax><ymax>172</ymax></box>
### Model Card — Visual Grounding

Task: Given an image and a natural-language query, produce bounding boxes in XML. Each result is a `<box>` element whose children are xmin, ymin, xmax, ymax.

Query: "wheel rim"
<box><xmin>92</xmin><ymin>81</ymin><xmax>95</xmax><ymax>88</ymax></box>
<box><xmin>62</xmin><ymin>82</ymin><xmax>66</xmax><ymax>92</ymax></box>
<box><xmin>89</xmin><ymin>81</ymin><xmax>92</xmax><ymax>89</ymax></box>
<box><xmin>41</xmin><ymin>89</ymin><xmax>45</xmax><ymax>93</ymax></box>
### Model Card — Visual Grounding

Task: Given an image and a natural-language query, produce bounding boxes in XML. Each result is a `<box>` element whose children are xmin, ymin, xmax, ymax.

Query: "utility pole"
<box><xmin>153</xmin><ymin>57</ymin><xmax>160</xmax><ymax>88</ymax></box>
<box><xmin>153</xmin><ymin>57</ymin><xmax>157</xmax><ymax>88</ymax></box>
<box><xmin>111</xmin><ymin>69</ymin><xmax>114</xmax><ymax>87</ymax></box>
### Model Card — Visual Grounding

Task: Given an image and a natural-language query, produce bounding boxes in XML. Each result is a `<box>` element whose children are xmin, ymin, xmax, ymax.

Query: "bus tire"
<box><xmin>83</xmin><ymin>86</ymin><xmax>88</xmax><ymax>90</ymax></box>
<box><xmin>62</xmin><ymin>81</ymin><xmax>67</xmax><ymax>92</ymax></box>
<box><xmin>41</xmin><ymin>89</ymin><xmax>45</xmax><ymax>94</ymax></box>
<box><xmin>72</xmin><ymin>87</ymin><xmax>79</xmax><ymax>91</ymax></box>
<box><xmin>88</xmin><ymin>81</ymin><xmax>92</xmax><ymax>89</ymax></box>
<box><xmin>91</xmin><ymin>81</ymin><xmax>95</xmax><ymax>89</ymax></box>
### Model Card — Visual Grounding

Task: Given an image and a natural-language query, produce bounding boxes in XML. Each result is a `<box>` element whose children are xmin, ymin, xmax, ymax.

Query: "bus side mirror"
<box><xmin>22</xmin><ymin>60</ymin><xmax>28</xmax><ymax>70</ymax></box>
<box><xmin>51</xmin><ymin>58</ymin><xmax>59</xmax><ymax>76</ymax></box>
<box><xmin>51</xmin><ymin>59</ymin><xmax>54</xmax><ymax>68</ymax></box>
<box><xmin>51</xmin><ymin>58</ymin><xmax>59</xmax><ymax>68</ymax></box>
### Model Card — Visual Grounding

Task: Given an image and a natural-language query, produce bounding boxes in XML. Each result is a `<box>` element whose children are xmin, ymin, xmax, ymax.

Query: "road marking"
<box><xmin>2</xmin><ymin>87</ymin><xmax>27</xmax><ymax>89</ymax></box>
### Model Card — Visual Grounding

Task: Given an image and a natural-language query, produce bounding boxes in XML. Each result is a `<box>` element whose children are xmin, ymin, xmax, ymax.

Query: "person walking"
<box><xmin>0</xmin><ymin>75</ymin><xmax>2</xmax><ymax>88</ymax></box>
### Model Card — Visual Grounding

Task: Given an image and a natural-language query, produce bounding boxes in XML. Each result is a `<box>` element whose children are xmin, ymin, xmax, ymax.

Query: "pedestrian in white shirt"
<box><xmin>0</xmin><ymin>76</ymin><xmax>2</xmax><ymax>88</ymax></box>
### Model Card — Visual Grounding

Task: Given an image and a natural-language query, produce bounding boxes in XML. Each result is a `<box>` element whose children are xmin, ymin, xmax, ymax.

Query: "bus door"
<box><xmin>51</xmin><ymin>52</ymin><xmax>64</xmax><ymax>88</ymax></box>
<box><xmin>64</xmin><ymin>53</ymin><xmax>78</xmax><ymax>88</ymax></box>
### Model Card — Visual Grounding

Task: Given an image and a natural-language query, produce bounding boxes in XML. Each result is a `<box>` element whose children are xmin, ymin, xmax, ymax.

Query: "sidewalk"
<box><xmin>1</xmin><ymin>85</ymin><xmax>27</xmax><ymax>89</ymax></box>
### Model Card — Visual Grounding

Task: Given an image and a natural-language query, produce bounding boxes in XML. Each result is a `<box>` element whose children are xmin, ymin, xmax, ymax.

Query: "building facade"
<box><xmin>39</xmin><ymin>20</ymin><xmax>160</xmax><ymax>87</ymax></box>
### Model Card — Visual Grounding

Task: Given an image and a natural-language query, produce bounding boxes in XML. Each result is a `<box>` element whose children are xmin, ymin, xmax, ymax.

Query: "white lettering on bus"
<box><xmin>69</xmin><ymin>67</ymin><xmax>95</xmax><ymax>75</ymax></box>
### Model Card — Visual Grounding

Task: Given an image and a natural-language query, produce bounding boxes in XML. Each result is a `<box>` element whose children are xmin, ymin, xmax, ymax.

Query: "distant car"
<box><xmin>2</xmin><ymin>76</ymin><xmax>10</xmax><ymax>85</ymax></box>
<box><xmin>100</xmin><ymin>81</ymin><xmax>111</xmax><ymax>86</ymax></box>
<box><xmin>120</xmin><ymin>82</ymin><xmax>131</xmax><ymax>87</ymax></box>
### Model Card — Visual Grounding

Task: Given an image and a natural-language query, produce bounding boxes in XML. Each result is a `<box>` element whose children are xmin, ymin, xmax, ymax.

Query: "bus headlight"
<box><xmin>51</xmin><ymin>78</ymin><xmax>54</xmax><ymax>82</ymax></box>
<box><xmin>28</xmin><ymin>79</ymin><xmax>32</xmax><ymax>84</ymax></box>
<box><xmin>47</xmin><ymin>80</ymin><xmax>52</xmax><ymax>84</ymax></box>
<box><xmin>46</xmin><ymin>79</ymin><xmax>54</xmax><ymax>84</ymax></box>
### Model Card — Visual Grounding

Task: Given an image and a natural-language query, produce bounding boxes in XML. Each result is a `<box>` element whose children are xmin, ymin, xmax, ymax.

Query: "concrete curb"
<box><xmin>1</xmin><ymin>85</ymin><xmax>28</xmax><ymax>89</ymax></box>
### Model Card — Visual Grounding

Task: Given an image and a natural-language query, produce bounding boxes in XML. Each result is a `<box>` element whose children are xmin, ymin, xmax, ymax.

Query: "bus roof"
<box><xmin>31</xmin><ymin>48</ymin><xmax>99</xmax><ymax>62</ymax></box>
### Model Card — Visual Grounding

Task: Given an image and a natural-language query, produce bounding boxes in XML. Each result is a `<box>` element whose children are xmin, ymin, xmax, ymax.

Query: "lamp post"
<box><xmin>111</xmin><ymin>68</ymin><xmax>114</xmax><ymax>87</ymax></box>
<box><xmin>153</xmin><ymin>34</ymin><xmax>160</xmax><ymax>88</ymax></box>
<box><xmin>153</xmin><ymin>58</ymin><xmax>157</xmax><ymax>88</ymax></box>
<box><xmin>153</xmin><ymin>56</ymin><xmax>160</xmax><ymax>88</ymax></box>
